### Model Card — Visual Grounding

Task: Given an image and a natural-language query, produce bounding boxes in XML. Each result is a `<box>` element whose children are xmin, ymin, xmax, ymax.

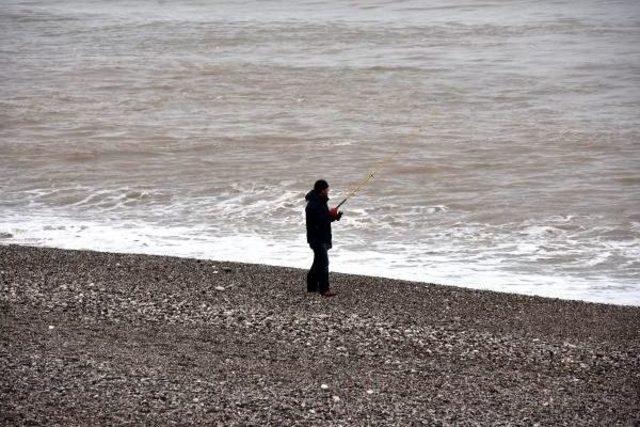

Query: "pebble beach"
<box><xmin>1</xmin><ymin>244</ymin><xmax>639</xmax><ymax>425</ymax></box>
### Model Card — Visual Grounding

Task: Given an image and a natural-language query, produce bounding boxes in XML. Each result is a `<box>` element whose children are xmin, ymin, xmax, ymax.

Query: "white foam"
<box><xmin>2</xmin><ymin>214</ymin><xmax>639</xmax><ymax>307</ymax></box>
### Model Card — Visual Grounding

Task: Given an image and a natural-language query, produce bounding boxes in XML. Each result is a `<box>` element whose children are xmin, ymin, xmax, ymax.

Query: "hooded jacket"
<box><xmin>305</xmin><ymin>189</ymin><xmax>335</xmax><ymax>248</ymax></box>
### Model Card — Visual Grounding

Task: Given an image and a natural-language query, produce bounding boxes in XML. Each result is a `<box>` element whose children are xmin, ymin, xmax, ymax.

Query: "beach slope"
<box><xmin>1</xmin><ymin>245</ymin><xmax>638</xmax><ymax>425</ymax></box>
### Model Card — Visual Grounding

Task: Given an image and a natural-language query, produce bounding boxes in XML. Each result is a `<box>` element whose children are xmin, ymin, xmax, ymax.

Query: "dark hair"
<box><xmin>313</xmin><ymin>179</ymin><xmax>329</xmax><ymax>192</ymax></box>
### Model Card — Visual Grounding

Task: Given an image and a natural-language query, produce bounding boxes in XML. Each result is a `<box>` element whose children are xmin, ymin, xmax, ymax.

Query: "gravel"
<box><xmin>1</xmin><ymin>244</ymin><xmax>639</xmax><ymax>426</ymax></box>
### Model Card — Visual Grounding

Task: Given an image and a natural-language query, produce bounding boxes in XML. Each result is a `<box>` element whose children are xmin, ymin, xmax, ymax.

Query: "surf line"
<box><xmin>336</xmin><ymin>128</ymin><xmax>422</xmax><ymax>209</ymax></box>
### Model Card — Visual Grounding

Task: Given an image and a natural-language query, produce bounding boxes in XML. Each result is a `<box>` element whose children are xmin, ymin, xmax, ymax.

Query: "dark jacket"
<box><xmin>305</xmin><ymin>190</ymin><xmax>336</xmax><ymax>248</ymax></box>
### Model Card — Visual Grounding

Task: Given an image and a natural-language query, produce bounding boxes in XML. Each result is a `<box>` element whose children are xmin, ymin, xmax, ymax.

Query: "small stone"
<box><xmin>309</xmin><ymin>409</ymin><xmax>316</xmax><ymax>414</ymax></box>
<box><xmin>320</xmin><ymin>384</ymin><xmax>329</xmax><ymax>390</ymax></box>
<box><xmin>48</xmin><ymin>325</ymin><xmax>55</xmax><ymax>330</ymax></box>
<box><xmin>332</xmin><ymin>396</ymin><xmax>340</xmax><ymax>403</ymax></box>
<box><xmin>193</xmin><ymin>398</ymin><xmax>199</xmax><ymax>403</ymax></box>
<box><xmin>215</xmin><ymin>286</ymin><xmax>225</xmax><ymax>291</ymax></box>
<box><xmin>366</xmin><ymin>389</ymin><xmax>374</xmax><ymax>395</ymax></box>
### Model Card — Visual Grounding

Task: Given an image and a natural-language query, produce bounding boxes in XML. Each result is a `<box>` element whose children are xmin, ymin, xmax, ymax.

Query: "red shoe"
<box><xmin>321</xmin><ymin>290</ymin><xmax>336</xmax><ymax>298</ymax></box>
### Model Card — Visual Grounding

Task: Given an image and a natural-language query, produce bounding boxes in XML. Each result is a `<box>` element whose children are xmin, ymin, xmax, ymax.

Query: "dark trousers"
<box><xmin>307</xmin><ymin>244</ymin><xmax>329</xmax><ymax>293</ymax></box>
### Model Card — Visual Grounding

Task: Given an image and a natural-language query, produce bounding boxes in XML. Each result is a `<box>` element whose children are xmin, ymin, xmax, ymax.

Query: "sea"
<box><xmin>1</xmin><ymin>0</ymin><xmax>639</xmax><ymax>305</ymax></box>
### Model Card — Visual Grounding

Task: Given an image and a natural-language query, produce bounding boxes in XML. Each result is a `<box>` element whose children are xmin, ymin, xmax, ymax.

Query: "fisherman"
<box><xmin>305</xmin><ymin>179</ymin><xmax>343</xmax><ymax>297</ymax></box>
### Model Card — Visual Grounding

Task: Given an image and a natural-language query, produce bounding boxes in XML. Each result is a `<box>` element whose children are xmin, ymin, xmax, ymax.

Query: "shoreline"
<box><xmin>1</xmin><ymin>240</ymin><xmax>636</xmax><ymax>307</ymax></box>
<box><xmin>1</xmin><ymin>244</ymin><xmax>639</xmax><ymax>425</ymax></box>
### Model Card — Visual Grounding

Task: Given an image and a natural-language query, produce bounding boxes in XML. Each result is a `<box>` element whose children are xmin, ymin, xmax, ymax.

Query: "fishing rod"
<box><xmin>333</xmin><ymin>126</ymin><xmax>424</xmax><ymax>211</ymax></box>
<box><xmin>335</xmin><ymin>147</ymin><xmax>401</xmax><ymax>209</ymax></box>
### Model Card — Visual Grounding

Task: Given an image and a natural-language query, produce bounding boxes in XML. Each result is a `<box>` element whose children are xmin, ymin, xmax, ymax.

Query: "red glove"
<box><xmin>329</xmin><ymin>207</ymin><xmax>343</xmax><ymax>220</ymax></box>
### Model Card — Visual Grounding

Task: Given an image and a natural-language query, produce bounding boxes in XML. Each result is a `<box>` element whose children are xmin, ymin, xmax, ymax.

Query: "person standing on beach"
<box><xmin>305</xmin><ymin>179</ymin><xmax>343</xmax><ymax>297</ymax></box>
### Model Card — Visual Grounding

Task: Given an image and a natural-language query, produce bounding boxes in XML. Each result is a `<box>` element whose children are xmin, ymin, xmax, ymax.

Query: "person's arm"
<box><xmin>308</xmin><ymin>201</ymin><xmax>329</xmax><ymax>226</ymax></box>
